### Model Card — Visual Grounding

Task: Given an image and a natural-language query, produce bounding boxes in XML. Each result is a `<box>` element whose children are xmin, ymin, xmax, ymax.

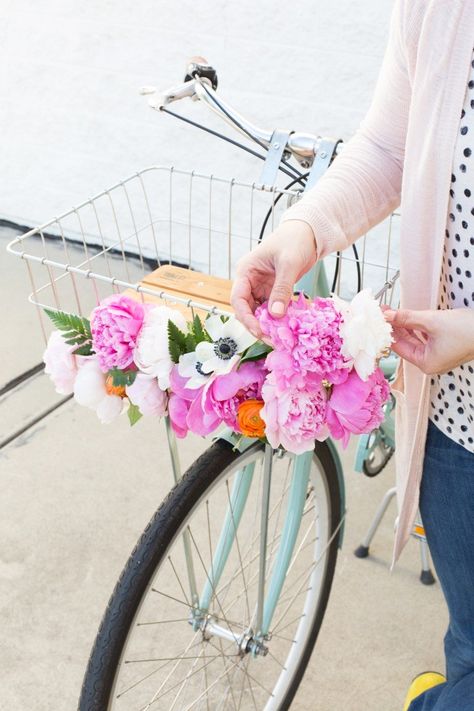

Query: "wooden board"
<box><xmin>122</xmin><ymin>265</ymin><xmax>234</xmax><ymax>320</ymax></box>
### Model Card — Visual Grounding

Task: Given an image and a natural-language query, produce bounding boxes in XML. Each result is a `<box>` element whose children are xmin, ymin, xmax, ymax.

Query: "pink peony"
<box><xmin>168</xmin><ymin>366</ymin><xmax>206</xmax><ymax>438</ymax></box>
<box><xmin>168</xmin><ymin>394</ymin><xmax>192</xmax><ymax>438</ymax></box>
<box><xmin>198</xmin><ymin>361</ymin><xmax>267</xmax><ymax>433</ymax></box>
<box><xmin>90</xmin><ymin>295</ymin><xmax>147</xmax><ymax>372</ymax></box>
<box><xmin>169</xmin><ymin>361</ymin><xmax>267</xmax><ymax>438</ymax></box>
<box><xmin>126</xmin><ymin>373</ymin><xmax>167</xmax><ymax>417</ymax></box>
<box><xmin>260</xmin><ymin>373</ymin><xmax>329</xmax><ymax>454</ymax></box>
<box><xmin>255</xmin><ymin>294</ymin><xmax>350</xmax><ymax>389</ymax></box>
<box><xmin>43</xmin><ymin>330</ymin><xmax>80</xmax><ymax>394</ymax></box>
<box><xmin>325</xmin><ymin>367</ymin><xmax>391</xmax><ymax>448</ymax></box>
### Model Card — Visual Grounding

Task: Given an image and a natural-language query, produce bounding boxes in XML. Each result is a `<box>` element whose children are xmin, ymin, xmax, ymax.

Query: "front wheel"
<box><xmin>79</xmin><ymin>438</ymin><xmax>343</xmax><ymax>711</ymax></box>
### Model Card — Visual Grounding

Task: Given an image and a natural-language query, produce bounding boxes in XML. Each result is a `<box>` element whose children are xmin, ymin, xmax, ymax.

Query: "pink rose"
<box><xmin>326</xmin><ymin>367</ymin><xmax>391</xmax><ymax>448</ymax></box>
<box><xmin>126</xmin><ymin>373</ymin><xmax>167</xmax><ymax>417</ymax></box>
<box><xmin>90</xmin><ymin>295</ymin><xmax>147</xmax><ymax>372</ymax></box>
<box><xmin>261</xmin><ymin>373</ymin><xmax>329</xmax><ymax>454</ymax></box>
<box><xmin>43</xmin><ymin>331</ymin><xmax>80</xmax><ymax>394</ymax></box>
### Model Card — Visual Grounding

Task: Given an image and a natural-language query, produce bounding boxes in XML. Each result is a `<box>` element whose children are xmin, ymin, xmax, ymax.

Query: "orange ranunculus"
<box><xmin>237</xmin><ymin>399</ymin><xmax>266</xmax><ymax>438</ymax></box>
<box><xmin>105</xmin><ymin>375</ymin><xmax>127</xmax><ymax>398</ymax></box>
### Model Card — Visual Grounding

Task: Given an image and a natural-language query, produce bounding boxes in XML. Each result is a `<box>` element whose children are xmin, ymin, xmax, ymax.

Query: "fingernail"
<box><xmin>384</xmin><ymin>309</ymin><xmax>395</xmax><ymax>319</ymax></box>
<box><xmin>271</xmin><ymin>301</ymin><xmax>285</xmax><ymax>316</ymax></box>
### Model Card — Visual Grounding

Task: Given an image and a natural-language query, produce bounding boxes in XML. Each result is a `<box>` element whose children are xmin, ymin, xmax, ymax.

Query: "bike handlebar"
<box><xmin>140</xmin><ymin>58</ymin><xmax>342</xmax><ymax>168</ymax></box>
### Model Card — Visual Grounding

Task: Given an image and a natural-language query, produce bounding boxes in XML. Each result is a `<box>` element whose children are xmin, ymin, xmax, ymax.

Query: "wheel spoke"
<box><xmin>168</xmin><ymin>554</ymin><xmax>191</xmax><ymax>607</ymax></box>
<box><xmin>186</xmin><ymin>524</ymin><xmax>241</xmax><ymax>645</ymax></box>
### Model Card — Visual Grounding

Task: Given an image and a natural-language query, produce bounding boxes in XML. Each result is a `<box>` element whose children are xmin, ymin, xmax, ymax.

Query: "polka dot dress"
<box><xmin>428</xmin><ymin>53</ymin><xmax>474</xmax><ymax>452</ymax></box>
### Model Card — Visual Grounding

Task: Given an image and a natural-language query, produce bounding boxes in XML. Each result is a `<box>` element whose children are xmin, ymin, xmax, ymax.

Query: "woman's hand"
<box><xmin>230</xmin><ymin>220</ymin><xmax>317</xmax><ymax>338</ymax></box>
<box><xmin>383</xmin><ymin>307</ymin><xmax>474</xmax><ymax>375</ymax></box>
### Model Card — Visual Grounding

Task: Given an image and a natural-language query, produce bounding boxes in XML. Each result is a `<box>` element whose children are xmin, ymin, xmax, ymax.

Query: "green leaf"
<box><xmin>185</xmin><ymin>333</ymin><xmax>196</xmax><ymax>352</ymax></box>
<box><xmin>108</xmin><ymin>368</ymin><xmax>138</xmax><ymax>387</ymax></box>
<box><xmin>168</xmin><ymin>319</ymin><xmax>187</xmax><ymax>349</ymax></box>
<box><xmin>127</xmin><ymin>402</ymin><xmax>143</xmax><ymax>426</ymax></box>
<box><xmin>72</xmin><ymin>344</ymin><xmax>94</xmax><ymax>356</ymax></box>
<box><xmin>44</xmin><ymin>308</ymin><xmax>92</xmax><ymax>350</ymax></box>
<box><xmin>168</xmin><ymin>338</ymin><xmax>182</xmax><ymax>365</ymax></box>
<box><xmin>192</xmin><ymin>314</ymin><xmax>210</xmax><ymax>344</ymax></box>
<box><xmin>239</xmin><ymin>341</ymin><xmax>272</xmax><ymax>366</ymax></box>
<box><xmin>168</xmin><ymin>319</ymin><xmax>189</xmax><ymax>363</ymax></box>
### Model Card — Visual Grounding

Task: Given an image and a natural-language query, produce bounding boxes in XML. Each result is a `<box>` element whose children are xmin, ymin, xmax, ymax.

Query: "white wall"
<box><xmin>0</xmin><ymin>0</ymin><xmax>394</xmax><ymax>228</ymax></box>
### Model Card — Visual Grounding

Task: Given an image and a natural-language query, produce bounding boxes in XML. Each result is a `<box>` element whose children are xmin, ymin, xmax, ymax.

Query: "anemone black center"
<box><xmin>214</xmin><ymin>337</ymin><xmax>238</xmax><ymax>360</ymax></box>
<box><xmin>195</xmin><ymin>361</ymin><xmax>206</xmax><ymax>375</ymax></box>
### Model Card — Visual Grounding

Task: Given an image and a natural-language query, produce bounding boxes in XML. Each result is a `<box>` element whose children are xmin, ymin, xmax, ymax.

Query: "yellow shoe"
<box><xmin>403</xmin><ymin>671</ymin><xmax>446</xmax><ymax>711</ymax></box>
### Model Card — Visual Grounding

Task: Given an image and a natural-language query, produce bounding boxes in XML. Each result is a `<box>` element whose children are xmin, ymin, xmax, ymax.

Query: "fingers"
<box><xmin>268</xmin><ymin>257</ymin><xmax>300</xmax><ymax>318</ymax></box>
<box><xmin>230</xmin><ymin>275</ymin><xmax>262</xmax><ymax>338</ymax></box>
<box><xmin>383</xmin><ymin>308</ymin><xmax>434</xmax><ymax>333</ymax></box>
<box><xmin>389</xmin><ymin>335</ymin><xmax>426</xmax><ymax>367</ymax></box>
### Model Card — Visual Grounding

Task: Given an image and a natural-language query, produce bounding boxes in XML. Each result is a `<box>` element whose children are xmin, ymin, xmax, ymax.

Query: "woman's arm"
<box><xmin>279</xmin><ymin>0</ymin><xmax>412</xmax><ymax>260</ymax></box>
<box><xmin>231</xmin><ymin>0</ymin><xmax>417</xmax><ymax>333</ymax></box>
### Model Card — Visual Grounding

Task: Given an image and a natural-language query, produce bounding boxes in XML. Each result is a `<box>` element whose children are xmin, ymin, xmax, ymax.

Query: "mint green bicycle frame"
<box><xmin>164</xmin><ymin>186</ymin><xmax>397</xmax><ymax>645</ymax></box>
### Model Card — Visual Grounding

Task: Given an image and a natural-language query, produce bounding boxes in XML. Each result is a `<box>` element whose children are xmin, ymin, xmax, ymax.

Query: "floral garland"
<box><xmin>43</xmin><ymin>288</ymin><xmax>393</xmax><ymax>454</ymax></box>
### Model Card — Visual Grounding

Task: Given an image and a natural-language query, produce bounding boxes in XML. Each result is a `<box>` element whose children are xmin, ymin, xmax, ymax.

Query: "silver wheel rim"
<box><xmin>108</xmin><ymin>446</ymin><xmax>335</xmax><ymax>710</ymax></box>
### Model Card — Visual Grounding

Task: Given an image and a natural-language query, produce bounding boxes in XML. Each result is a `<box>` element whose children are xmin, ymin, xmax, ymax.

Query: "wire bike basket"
<box><xmin>7</xmin><ymin>165</ymin><xmax>401</xmax><ymax>345</ymax></box>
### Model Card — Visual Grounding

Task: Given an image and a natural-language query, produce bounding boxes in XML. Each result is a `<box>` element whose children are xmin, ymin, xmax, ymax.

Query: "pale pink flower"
<box><xmin>260</xmin><ymin>373</ymin><xmax>329</xmax><ymax>454</ymax></box>
<box><xmin>332</xmin><ymin>289</ymin><xmax>393</xmax><ymax>380</ymax></box>
<box><xmin>90</xmin><ymin>294</ymin><xmax>147</xmax><ymax>372</ymax></box>
<box><xmin>134</xmin><ymin>305</ymin><xmax>187</xmax><ymax>389</ymax></box>
<box><xmin>126</xmin><ymin>373</ymin><xmax>167</xmax><ymax>417</ymax></box>
<box><xmin>73</xmin><ymin>358</ymin><xmax>125</xmax><ymax>423</ymax></box>
<box><xmin>256</xmin><ymin>294</ymin><xmax>349</xmax><ymax>389</ymax></box>
<box><xmin>43</xmin><ymin>330</ymin><xmax>80</xmax><ymax>394</ymax></box>
<box><xmin>325</xmin><ymin>367</ymin><xmax>391</xmax><ymax>448</ymax></box>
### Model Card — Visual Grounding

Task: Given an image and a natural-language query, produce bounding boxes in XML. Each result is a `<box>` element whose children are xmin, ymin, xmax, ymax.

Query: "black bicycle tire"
<box><xmin>78</xmin><ymin>438</ymin><xmax>342</xmax><ymax>711</ymax></box>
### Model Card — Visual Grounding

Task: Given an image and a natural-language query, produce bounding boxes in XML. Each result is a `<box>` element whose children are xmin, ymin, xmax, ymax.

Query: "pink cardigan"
<box><xmin>279</xmin><ymin>0</ymin><xmax>474</xmax><ymax>567</ymax></box>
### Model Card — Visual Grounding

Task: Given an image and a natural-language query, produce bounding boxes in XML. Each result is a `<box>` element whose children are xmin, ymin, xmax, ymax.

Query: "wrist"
<box><xmin>467</xmin><ymin>309</ymin><xmax>474</xmax><ymax>360</ymax></box>
<box><xmin>277</xmin><ymin>219</ymin><xmax>318</xmax><ymax>260</ymax></box>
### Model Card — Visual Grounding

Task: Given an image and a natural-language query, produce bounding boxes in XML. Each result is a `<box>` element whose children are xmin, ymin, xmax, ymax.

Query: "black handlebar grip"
<box><xmin>184</xmin><ymin>56</ymin><xmax>218</xmax><ymax>90</ymax></box>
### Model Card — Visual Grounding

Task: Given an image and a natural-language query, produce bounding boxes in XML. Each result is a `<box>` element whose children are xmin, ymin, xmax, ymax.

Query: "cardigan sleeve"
<box><xmin>279</xmin><ymin>0</ymin><xmax>412</xmax><ymax>260</ymax></box>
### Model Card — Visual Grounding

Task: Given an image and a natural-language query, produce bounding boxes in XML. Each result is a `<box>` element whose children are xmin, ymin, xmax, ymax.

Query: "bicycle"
<box><xmin>8</xmin><ymin>58</ymin><xmax>402</xmax><ymax>710</ymax></box>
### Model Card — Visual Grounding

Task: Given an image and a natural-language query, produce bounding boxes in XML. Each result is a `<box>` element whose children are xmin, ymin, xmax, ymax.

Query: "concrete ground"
<box><xmin>1</xmin><ymin>225</ymin><xmax>447</xmax><ymax>711</ymax></box>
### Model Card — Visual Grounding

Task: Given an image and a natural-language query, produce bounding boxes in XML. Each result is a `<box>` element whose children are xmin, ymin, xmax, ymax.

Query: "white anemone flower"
<box><xmin>73</xmin><ymin>358</ymin><xmax>125</xmax><ymax>423</ymax></box>
<box><xmin>177</xmin><ymin>351</ymin><xmax>211</xmax><ymax>389</ymax></box>
<box><xmin>134</xmin><ymin>305</ymin><xmax>187</xmax><ymax>390</ymax></box>
<box><xmin>333</xmin><ymin>288</ymin><xmax>393</xmax><ymax>381</ymax></box>
<box><xmin>195</xmin><ymin>315</ymin><xmax>257</xmax><ymax>376</ymax></box>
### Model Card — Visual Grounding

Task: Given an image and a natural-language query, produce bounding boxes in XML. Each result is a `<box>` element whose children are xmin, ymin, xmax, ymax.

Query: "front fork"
<box><xmin>165</xmin><ymin>420</ymin><xmax>345</xmax><ymax>654</ymax></box>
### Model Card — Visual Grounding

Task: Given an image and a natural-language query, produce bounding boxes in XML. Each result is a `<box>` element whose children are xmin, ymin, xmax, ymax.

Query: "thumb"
<box><xmin>269</xmin><ymin>261</ymin><xmax>299</xmax><ymax>317</ymax></box>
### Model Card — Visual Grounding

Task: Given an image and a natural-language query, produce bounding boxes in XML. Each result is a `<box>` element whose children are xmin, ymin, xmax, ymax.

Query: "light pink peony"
<box><xmin>126</xmin><ymin>373</ymin><xmax>167</xmax><ymax>417</ymax></box>
<box><xmin>260</xmin><ymin>372</ymin><xmax>329</xmax><ymax>454</ymax></box>
<box><xmin>256</xmin><ymin>294</ymin><xmax>350</xmax><ymax>389</ymax></box>
<box><xmin>198</xmin><ymin>361</ymin><xmax>267</xmax><ymax>433</ymax></box>
<box><xmin>73</xmin><ymin>357</ymin><xmax>125</xmax><ymax>423</ymax></box>
<box><xmin>43</xmin><ymin>330</ymin><xmax>80</xmax><ymax>394</ymax></box>
<box><xmin>325</xmin><ymin>367</ymin><xmax>391</xmax><ymax>448</ymax></box>
<box><xmin>90</xmin><ymin>295</ymin><xmax>147</xmax><ymax>372</ymax></box>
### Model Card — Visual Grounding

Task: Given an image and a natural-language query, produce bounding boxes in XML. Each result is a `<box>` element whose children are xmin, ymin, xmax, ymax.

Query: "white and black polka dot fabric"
<box><xmin>428</xmin><ymin>53</ymin><xmax>474</xmax><ymax>452</ymax></box>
